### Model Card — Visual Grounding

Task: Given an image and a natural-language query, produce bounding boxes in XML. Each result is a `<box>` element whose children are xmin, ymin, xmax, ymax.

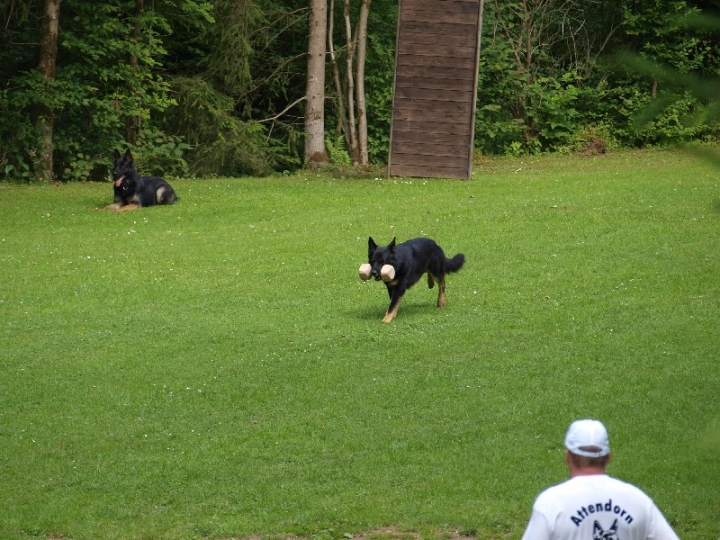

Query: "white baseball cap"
<box><xmin>565</xmin><ymin>419</ymin><xmax>610</xmax><ymax>457</ymax></box>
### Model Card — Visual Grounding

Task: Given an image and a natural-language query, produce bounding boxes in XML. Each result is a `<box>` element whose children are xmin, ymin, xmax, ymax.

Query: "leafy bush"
<box><xmin>365</xmin><ymin>31</ymin><xmax>396</xmax><ymax>164</ymax></box>
<box><xmin>159</xmin><ymin>76</ymin><xmax>291</xmax><ymax>177</ymax></box>
<box><xmin>0</xmin><ymin>92</ymin><xmax>41</xmax><ymax>182</ymax></box>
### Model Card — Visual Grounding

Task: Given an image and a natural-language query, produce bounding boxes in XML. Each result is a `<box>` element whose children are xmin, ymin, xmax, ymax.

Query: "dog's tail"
<box><xmin>445</xmin><ymin>253</ymin><xmax>465</xmax><ymax>273</ymax></box>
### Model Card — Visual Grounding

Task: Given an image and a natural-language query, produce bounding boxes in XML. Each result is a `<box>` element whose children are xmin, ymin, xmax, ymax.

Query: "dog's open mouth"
<box><xmin>114</xmin><ymin>175</ymin><xmax>125</xmax><ymax>187</ymax></box>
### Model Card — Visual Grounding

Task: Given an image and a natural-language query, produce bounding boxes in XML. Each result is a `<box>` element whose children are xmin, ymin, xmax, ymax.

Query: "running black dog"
<box><xmin>368</xmin><ymin>237</ymin><xmax>465</xmax><ymax>323</ymax></box>
<box><xmin>100</xmin><ymin>149</ymin><xmax>177</xmax><ymax>211</ymax></box>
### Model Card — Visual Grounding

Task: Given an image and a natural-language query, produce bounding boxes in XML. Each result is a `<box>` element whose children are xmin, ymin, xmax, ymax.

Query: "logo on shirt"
<box><xmin>571</xmin><ymin>498</ymin><xmax>634</xmax><ymax>527</ymax></box>
<box><xmin>593</xmin><ymin>519</ymin><xmax>619</xmax><ymax>540</ymax></box>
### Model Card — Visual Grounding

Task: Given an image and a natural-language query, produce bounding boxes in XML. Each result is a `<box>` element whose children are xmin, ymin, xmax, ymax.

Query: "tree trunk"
<box><xmin>328</xmin><ymin>0</ymin><xmax>351</xmax><ymax>145</ymax></box>
<box><xmin>36</xmin><ymin>0</ymin><xmax>62</xmax><ymax>182</ymax></box>
<box><xmin>355</xmin><ymin>0</ymin><xmax>371</xmax><ymax>165</ymax></box>
<box><xmin>304</xmin><ymin>0</ymin><xmax>329</xmax><ymax>165</ymax></box>
<box><xmin>343</xmin><ymin>0</ymin><xmax>359</xmax><ymax>163</ymax></box>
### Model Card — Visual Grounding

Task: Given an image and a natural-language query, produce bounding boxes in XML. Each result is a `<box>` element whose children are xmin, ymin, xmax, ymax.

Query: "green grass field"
<box><xmin>1</xmin><ymin>150</ymin><xmax>718</xmax><ymax>540</ymax></box>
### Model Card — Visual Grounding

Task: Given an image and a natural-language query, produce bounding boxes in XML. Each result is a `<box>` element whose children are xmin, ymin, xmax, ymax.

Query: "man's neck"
<box><xmin>570</xmin><ymin>467</ymin><xmax>607</xmax><ymax>477</ymax></box>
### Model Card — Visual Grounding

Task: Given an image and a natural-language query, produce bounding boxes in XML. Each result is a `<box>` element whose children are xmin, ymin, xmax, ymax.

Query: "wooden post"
<box><xmin>388</xmin><ymin>0</ymin><xmax>484</xmax><ymax>180</ymax></box>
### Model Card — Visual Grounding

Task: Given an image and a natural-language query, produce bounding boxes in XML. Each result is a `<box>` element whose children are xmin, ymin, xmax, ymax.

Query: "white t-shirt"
<box><xmin>520</xmin><ymin>474</ymin><xmax>680</xmax><ymax>540</ymax></box>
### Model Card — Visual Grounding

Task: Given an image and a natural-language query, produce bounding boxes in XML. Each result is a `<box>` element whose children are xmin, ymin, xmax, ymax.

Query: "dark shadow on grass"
<box><xmin>355</xmin><ymin>301</ymin><xmax>442</xmax><ymax>322</ymax></box>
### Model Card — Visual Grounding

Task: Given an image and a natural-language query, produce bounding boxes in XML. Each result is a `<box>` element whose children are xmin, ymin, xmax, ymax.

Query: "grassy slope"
<box><xmin>0</xmin><ymin>150</ymin><xmax>718</xmax><ymax>540</ymax></box>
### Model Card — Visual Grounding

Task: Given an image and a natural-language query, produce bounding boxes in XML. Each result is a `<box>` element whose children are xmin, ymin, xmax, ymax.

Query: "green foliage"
<box><xmin>623</xmin><ymin>0</ymin><xmax>706</xmax><ymax>72</ymax></box>
<box><xmin>57</xmin><ymin>1</ymin><xmax>182</xmax><ymax>178</ymax></box>
<box><xmin>364</xmin><ymin>33</ymin><xmax>395</xmax><ymax>164</ymax></box>
<box><xmin>0</xmin><ymin>0</ymin><xmax>205</xmax><ymax>182</ymax></box>
<box><xmin>474</xmin><ymin>0</ymin><xmax>720</xmax><ymax>156</ymax></box>
<box><xmin>476</xmin><ymin>69</ymin><xmax>604</xmax><ymax>156</ymax></box>
<box><xmin>560</xmin><ymin>125</ymin><xmax>617</xmax><ymax>155</ymax></box>
<box><xmin>200</xmin><ymin>0</ymin><xmax>255</xmax><ymax>98</ymax></box>
<box><xmin>325</xmin><ymin>134</ymin><xmax>352</xmax><ymax>166</ymax></box>
<box><xmin>3</xmin><ymin>0</ymin><xmax>720</xmax><ymax>176</ymax></box>
<box><xmin>364</xmin><ymin>1</ymin><xmax>398</xmax><ymax>164</ymax></box>
<box><xmin>529</xmin><ymin>75</ymin><xmax>582</xmax><ymax>150</ymax></box>
<box><xmin>160</xmin><ymin>75</ymin><xmax>290</xmax><ymax>177</ymax></box>
<box><xmin>158</xmin><ymin>0</ymin><xmax>307</xmax><ymax>173</ymax></box>
<box><xmin>474</xmin><ymin>10</ymin><xmax>527</xmax><ymax>155</ymax></box>
<box><xmin>0</xmin><ymin>92</ymin><xmax>41</xmax><ymax>181</ymax></box>
<box><xmin>133</xmin><ymin>128</ymin><xmax>192</xmax><ymax>179</ymax></box>
<box><xmin>633</xmin><ymin>92</ymin><xmax>705</xmax><ymax>144</ymax></box>
<box><xmin>241</xmin><ymin>0</ymin><xmax>308</xmax><ymax>143</ymax></box>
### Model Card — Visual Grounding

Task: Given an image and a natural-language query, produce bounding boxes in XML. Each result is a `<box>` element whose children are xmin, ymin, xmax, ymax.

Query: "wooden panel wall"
<box><xmin>388</xmin><ymin>0</ymin><xmax>483</xmax><ymax>180</ymax></box>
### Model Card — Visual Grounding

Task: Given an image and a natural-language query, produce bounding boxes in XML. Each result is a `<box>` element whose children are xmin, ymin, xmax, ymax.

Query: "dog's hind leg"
<box><xmin>426</xmin><ymin>272</ymin><xmax>436</xmax><ymax>289</ymax></box>
<box><xmin>156</xmin><ymin>186</ymin><xmax>178</xmax><ymax>205</ymax></box>
<box><xmin>437</xmin><ymin>279</ymin><xmax>446</xmax><ymax>308</ymax></box>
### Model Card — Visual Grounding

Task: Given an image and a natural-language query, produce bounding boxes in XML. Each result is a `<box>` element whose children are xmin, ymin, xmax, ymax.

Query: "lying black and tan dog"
<box><xmin>100</xmin><ymin>149</ymin><xmax>177</xmax><ymax>211</ymax></box>
<box><xmin>368</xmin><ymin>237</ymin><xmax>465</xmax><ymax>323</ymax></box>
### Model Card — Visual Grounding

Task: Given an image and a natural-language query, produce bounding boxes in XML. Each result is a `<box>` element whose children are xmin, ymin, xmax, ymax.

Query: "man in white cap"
<box><xmin>520</xmin><ymin>419</ymin><xmax>680</xmax><ymax>540</ymax></box>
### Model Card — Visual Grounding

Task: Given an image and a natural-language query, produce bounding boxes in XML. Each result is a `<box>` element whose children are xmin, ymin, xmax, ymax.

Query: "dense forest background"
<box><xmin>1</xmin><ymin>0</ymin><xmax>719</xmax><ymax>182</ymax></box>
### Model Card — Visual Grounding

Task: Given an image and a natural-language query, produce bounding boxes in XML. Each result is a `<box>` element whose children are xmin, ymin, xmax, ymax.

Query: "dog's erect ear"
<box><xmin>368</xmin><ymin>237</ymin><xmax>378</xmax><ymax>253</ymax></box>
<box><xmin>124</xmin><ymin>148</ymin><xmax>133</xmax><ymax>163</ymax></box>
<box><xmin>389</xmin><ymin>237</ymin><xmax>396</xmax><ymax>252</ymax></box>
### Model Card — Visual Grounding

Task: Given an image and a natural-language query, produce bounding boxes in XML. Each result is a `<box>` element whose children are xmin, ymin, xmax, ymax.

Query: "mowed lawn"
<box><xmin>0</xmin><ymin>150</ymin><xmax>718</xmax><ymax>540</ymax></box>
